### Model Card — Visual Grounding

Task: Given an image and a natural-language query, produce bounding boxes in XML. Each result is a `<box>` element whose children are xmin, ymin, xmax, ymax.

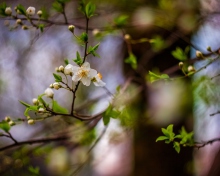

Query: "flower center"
<box><xmin>79</xmin><ymin>69</ymin><xmax>88</xmax><ymax>78</ymax></box>
<box><xmin>97</xmin><ymin>73</ymin><xmax>102</xmax><ymax>79</ymax></box>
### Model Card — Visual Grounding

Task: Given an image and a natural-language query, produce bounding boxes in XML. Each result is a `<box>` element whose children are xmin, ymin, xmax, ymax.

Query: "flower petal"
<box><xmin>82</xmin><ymin>62</ymin><xmax>90</xmax><ymax>69</ymax></box>
<box><xmin>94</xmin><ymin>80</ymin><xmax>106</xmax><ymax>87</ymax></box>
<box><xmin>81</xmin><ymin>77</ymin><xmax>91</xmax><ymax>86</ymax></box>
<box><xmin>72</xmin><ymin>74</ymin><xmax>81</xmax><ymax>82</ymax></box>
<box><xmin>89</xmin><ymin>69</ymin><xmax>97</xmax><ymax>78</ymax></box>
<box><xmin>72</xmin><ymin>66</ymin><xmax>79</xmax><ymax>73</ymax></box>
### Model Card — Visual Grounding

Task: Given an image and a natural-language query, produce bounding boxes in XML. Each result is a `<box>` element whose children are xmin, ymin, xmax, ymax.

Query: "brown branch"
<box><xmin>194</xmin><ymin>138</ymin><xmax>220</xmax><ymax>149</ymax></box>
<box><xmin>0</xmin><ymin>136</ymin><xmax>69</xmax><ymax>152</ymax></box>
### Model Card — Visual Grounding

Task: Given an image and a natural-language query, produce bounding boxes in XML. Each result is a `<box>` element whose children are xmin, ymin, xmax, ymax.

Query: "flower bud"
<box><xmin>26</xmin><ymin>6</ymin><xmax>35</xmax><ymax>16</ymax></box>
<box><xmin>27</xmin><ymin>116</ymin><xmax>31</xmax><ymax>120</ymax></box>
<box><xmin>38</xmin><ymin>108</ymin><xmax>45</xmax><ymax>113</ymax></box>
<box><xmin>188</xmin><ymin>65</ymin><xmax>195</xmax><ymax>72</ymax></box>
<box><xmin>5</xmin><ymin>7</ymin><xmax>12</xmax><ymax>16</ymax></box>
<box><xmin>179</xmin><ymin>62</ymin><xmax>184</xmax><ymax>68</ymax></box>
<box><xmin>16</xmin><ymin>19</ymin><xmax>22</xmax><ymax>25</ymax></box>
<box><xmin>64</xmin><ymin>64</ymin><xmax>73</xmax><ymax>75</ymax></box>
<box><xmin>53</xmin><ymin>82</ymin><xmax>60</xmax><ymax>90</ymax></box>
<box><xmin>37</xmin><ymin>10</ymin><xmax>42</xmax><ymax>17</ymax></box>
<box><xmin>49</xmin><ymin>84</ymin><xmax>53</xmax><ymax>88</ymax></box>
<box><xmin>5</xmin><ymin>116</ymin><xmax>11</xmax><ymax>122</ymax></box>
<box><xmin>32</xmin><ymin>98</ymin><xmax>39</xmax><ymax>105</ymax></box>
<box><xmin>68</xmin><ymin>25</ymin><xmax>75</xmax><ymax>33</ymax></box>
<box><xmin>92</xmin><ymin>29</ymin><xmax>100</xmax><ymax>36</ymax></box>
<box><xmin>59</xmin><ymin>65</ymin><xmax>64</xmax><ymax>72</ymax></box>
<box><xmin>28</xmin><ymin>119</ymin><xmax>35</xmax><ymax>125</ymax></box>
<box><xmin>124</xmin><ymin>34</ymin><xmax>131</xmax><ymax>40</ymax></box>
<box><xmin>45</xmin><ymin>88</ymin><xmax>54</xmax><ymax>98</ymax></box>
<box><xmin>196</xmin><ymin>50</ymin><xmax>203</xmax><ymax>58</ymax></box>
<box><xmin>9</xmin><ymin>121</ymin><xmax>15</xmax><ymax>126</ymax></box>
<box><xmin>207</xmin><ymin>46</ymin><xmax>212</xmax><ymax>52</ymax></box>
<box><xmin>22</xmin><ymin>25</ymin><xmax>28</xmax><ymax>30</ymax></box>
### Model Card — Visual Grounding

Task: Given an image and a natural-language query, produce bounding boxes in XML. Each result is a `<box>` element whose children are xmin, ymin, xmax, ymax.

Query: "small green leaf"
<box><xmin>173</xmin><ymin>142</ymin><xmax>180</xmax><ymax>153</ymax></box>
<box><xmin>171</xmin><ymin>47</ymin><xmax>189</xmax><ymax>61</ymax></box>
<box><xmin>52</xmin><ymin>100</ymin><xmax>68</xmax><ymax>114</ymax></box>
<box><xmin>0</xmin><ymin>122</ymin><xmax>10</xmax><ymax>132</ymax></box>
<box><xmin>0</xmin><ymin>3</ymin><xmax>7</xmax><ymax>16</ymax></box>
<box><xmin>85</xmin><ymin>2</ymin><xmax>96</xmax><ymax>18</ymax></box>
<box><xmin>17</xmin><ymin>4</ymin><xmax>26</xmax><ymax>15</ymax></box>
<box><xmin>64</xmin><ymin>59</ymin><xmax>69</xmax><ymax>65</ymax></box>
<box><xmin>125</xmin><ymin>53</ymin><xmax>137</xmax><ymax>69</ymax></box>
<box><xmin>53</xmin><ymin>73</ymin><xmax>62</xmax><ymax>82</ymax></box>
<box><xmin>114</xmin><ymin>15</ymin><xmax>128</xmax><ymax>28</ymax></box>
<box><xmin>28</xmin><ymin>166</ymin><xmax>40</xmax><ymax>175</ymax></box>
<box><xmin>52</xmin><ymin>1</ymin><xmax>63</xmax><ymax>12</ymax></box>
<box><xmin>19</xmin><ymin>100</ymin><xmax>31</xmax><ymax>108</ymax></box>
<box><xmin>150</xmin><ymin>36</ymin><xmax>166</xmax><ymax>51</ymax></box>
<box><xmin>167</xmin><ymin>124</ymin><xmax>173</xmax><ymax>133</ymax></box>
<box><xmin>38</xmin><ymin>24</ymin><xmax>45</xmax><ymax>32</ymax></box>
<box><xmin>161</xmin><ymin>128</ymin><xmax>170</xmax><ymax>137</ymax></box>
<box><xmin>103</xmin><ymin>114</ymin><xmax>110</xmax><ymax>126</ymax></box>
<box><xmin>156</xmin><ymin>136</ymin><xmax>169</xmax><ymax>142</ymax></box>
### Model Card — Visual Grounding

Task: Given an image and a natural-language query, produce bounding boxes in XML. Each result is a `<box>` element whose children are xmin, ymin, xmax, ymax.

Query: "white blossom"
<box><xmin>72</xmin><ymin>62</ymin><xmax>97</xmax><ymax>86</ymax></box>
<box><xmin>92</xmin><ymin>73</ymin><xmax>106</xmax><ymax>87</ymax></box>
<box><xmin>59</xmin><ymin>65</ymin><xmax>64</xmax><ymax>72</ymax></box>
<box><xmin>64</xmin><ymin>64</ymin><xmax>74</xmax><ymax>75</ymax></box>
<box><xmin>53</xmin><ymin>82</ymin><xmax>60</xmax><ymax>90</ymax></box>
<box><xmin>44</xmin><ymin>88</ymin><xmax>54</xmax><ymax>98</ymax></box>
<box><xmin>28</xmin><ymin>119</ymin><xmax>35</xmax><ymax>125</ymax></box>
<box><xmin>26</xmin><ymin>6</ymin><xmax>35</xmax><ymax>16</ymax></box>
<box><xmin>32</xmin><ymin>98</ymin><xmax>38</xmax><ymax>105</ymax></box>
<box><xmin>38</xmin><ymin>108</ymin><xmax>45</xmax><ymax>113</ymax></box>
<box><xmin>5</xmin><ymin>7</ymin><xmax>12</xmax><ymax>15</ymax></box>
<box><xmin>37</xmin><ymin>10</ymin><xmax>42</xmax><ymax>16</ymax></box>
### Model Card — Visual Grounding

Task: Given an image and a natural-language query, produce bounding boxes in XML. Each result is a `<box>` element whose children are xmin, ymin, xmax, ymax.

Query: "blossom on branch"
<box><xmin>72</xmin><ymin>62</ymin><xmax>97</xmax><ymax>86</ymax></box>
<box><xmin>92</xmin><ymin>73</ymin><xmax>106</xmax><ymax>87</ymax></box>
<box><xmin>45</xmin><ymin>88</ymin><xmax>54</xmax><ymax>98</ymax></box>
<box><xmin>26</xmin><ymin>7</ymin><xmax>35</xmax><ymax>16</ymax></box>
<box><xmin>64</xmin><ymin>64</ymin><xmax>74</xmax><ymax>75</ymax></box>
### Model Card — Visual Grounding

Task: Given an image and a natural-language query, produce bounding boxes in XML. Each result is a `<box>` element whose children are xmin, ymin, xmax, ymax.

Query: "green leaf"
<box><xmin>40</xmin><ymin>7</ymin><xmax>49</xmax><ymax>19</ymax></box>
<box><xmin>38</xmin><ymin>24</ymin><xmax>45</xmax><ymax>32</ymax></box>
<box><xmin>80</xmin><ymin>128</ymin><xmax>96</xmax><ymax>145</ymax></box>
<box><xmin>167</xmin><ymin>124</ymin><xmax>173</xmax><ymax>133</ymax></box>
<box><xmin>28</xmin><ymin>166</ymin><xmax>40</xmax><ymax>175</ymax></box>
<box><xmin>150</xmin><ymin>36</ymin><xmax>166</xmax><ymax>51</ymax></box>
<box><xmin>17</xmin><ymin>4</ymin><xmax>26</xmax><ymax>15</ymax></box>
<box><xmin>52</xmin><ymin>100</ymin><xmax>68</xmax><ymax>114</ymax></box>
<box><xmin>156</xmin><ymin>136</ymin><xmax>169</xmax><ymax>142</ymax></box>
<box><xmin>125</xmin><ymin>53</ymin><xmax>137</xmax><ymax>69</ymax></box>
<box><xmin>0</xmin><ymin>122</ymin><xmax>10</xmax><ymax>132</ymax></box>
<box><xmin>52</xmin><ymin>1</ymin><xmax>63</xmax><ymax>12</ymax></box>
<box><xmin>80</xmin><ymin>32</ymin><xmax>88</xmax><ymax>42</ymax></box>
<box><xmin>0</xmin><ymin>3</ymin><xmax>7</xmax><ymax>16</ymax></box>
<box><xmin>171</xmin><ymin>47</ymin><xmax>189</xmax><ymax>61</ymax></box>
<box><xmin>64</xmin><ymin>59</ymin><xmax>69</xmax><ymax>65</ymax></box>
<box><xmin>85</xmin><ymin>2</ymin><xmax>96</xmax><ymax>18</ymax></box>
<box><xmin>148</xmin><ymin>71</ymin><xmax>169</xmax><ymax>83</ymax></box>
<box><xmin>53</xmin><ymin>73</ymin><xmax>62</xmax><ymax>82</ymax></box>
<box><xmin>161</xmin><ymin>128</ymin><xmax>170</xmax><ymax>137</ymax></box>
<box><xmin>19</xmin><ymin>100</ymin><xmax>31</xmax><ymax>108</ymax></box>
<box><xmin>103</xmin><ymin>114</ymin><xmax>110</xmax><ymax>126</ymax></box>
<box><xmin>114</xmin><ymin>15</ymin><xmax>128</xmax><ymax>28</ymax></box>
<box><xmin>173</xmin><ymin>142</ymin><xmax>180</xmax><ymax>153</ymax></box>
<box><xmin>38</xmin><ymin>94</ymin><xmax>47</xmax><ymax>107</ymax></box>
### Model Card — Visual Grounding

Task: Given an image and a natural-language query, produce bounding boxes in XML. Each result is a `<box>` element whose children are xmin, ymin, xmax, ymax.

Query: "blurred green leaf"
<box><xmin>156</xmin><ymin>136</ymin><xmax>169</xmax><ymax>142</ymax></box>
<box><xmin>28</xmin><ymin>166</ymin><xmax>40</xmax><ymax>175</ymax></box>
<box><xmin>0</xmin><ymin>122</ymin><xmax>10</xmax><ymax>132</ymax></box>
<box><xmin>52</xmin><ymin>100</ymin><xmax>68</xmax><ymax>114</ymax></box>
<box><xmin>17</xmin><ymin>4</ymin><xmax>26</xmax><ymax>15</ymax></box>
<box><xmin>114</xmin><ymin>15</ymin><xmax>128</xmax><ymax>28</ymax></box>
<box><xmin>85</xmin><ymin>2</ymin><xmax>96</xmax><ymax>18</ymax></box>
<box><xmin>148</xmin><ymin>71</ymin><xmax>169</xmax><ymax>83</ymax></box>
<box><xmin>53</xmin><ymin>73</ymin><xmax>62</xmax><ymax>82</ymax></box>
<box><xmin>150</xmin><ymin>36</ymin><xmax>166</xmax><ymax>51</ymax></box>
<box><xmin>0</xmin><ymin>3</ymin><xmax>7</xmax><ymax>16</ymax></box>
<box><xmin>125</xmin><ymin>53</ymin><xmax>137</xmax><ymax>69</ymax></box>
<box><xmin>173</xmin><ymin>141</ymin><xmax>180</xmax><ymax>153</ymax></box>
<box><xmin>171</xmin><ymin>47</ymin><xmax>189</xmax><ymax>61</ymax></box>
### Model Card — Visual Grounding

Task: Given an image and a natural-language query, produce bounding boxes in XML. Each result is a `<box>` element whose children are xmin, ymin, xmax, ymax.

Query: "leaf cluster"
<box><xmin>156</xmin><ymin>125</ymin><xmax>194</xmax><ymax>153</ymax></box>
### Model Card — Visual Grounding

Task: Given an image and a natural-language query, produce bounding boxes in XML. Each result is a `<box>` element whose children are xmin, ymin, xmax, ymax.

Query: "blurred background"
<box><xmin>0</xmin><ymin>0</ymin><xmax>220</xmax><ymax>175</ymax></box>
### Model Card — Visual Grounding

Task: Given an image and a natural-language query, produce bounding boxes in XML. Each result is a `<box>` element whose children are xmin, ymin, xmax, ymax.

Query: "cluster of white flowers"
<box><xmin>65</xmin><ymin>62</ymin><xmax>106</xmax><ymax>87</ymax></box>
